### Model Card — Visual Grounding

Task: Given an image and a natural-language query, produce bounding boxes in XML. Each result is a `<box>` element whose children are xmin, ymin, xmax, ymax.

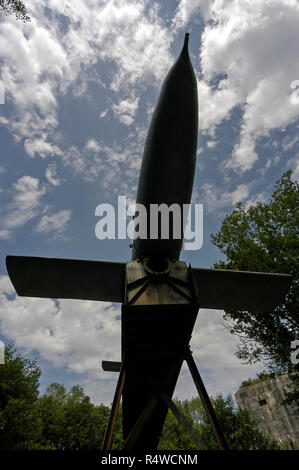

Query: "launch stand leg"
<box><xmin>122</xmin><ymin>387</ymin><xmax>161</xmax><ymax>450</ymax></box>
<box><xmin>160</xmin><ymin>391</ymin><xmax>208</xmax><ymax>450</ymax></box>
<box><xmin>122</xmin><ymin>380</ymin><xmax>208</xmax><ymax>451</ymax></box>
<box><xmin>122</xmin><ymin>351</ymin><xmax>186</xmax><ymax>450</ymax></box>
<box><xmin>102</xmin><ymin>359</ymin><xmax>126</xmax><ymax>450</ymax></box>
<box><xmin>185</xmin><ymin>347</ymin><xmax>229</xmax><ymax>450</ymax></box>
<box><xmin>102</xmin><ymin>347</ymin><xmax>229</xmax><ymax>451</ymax></box>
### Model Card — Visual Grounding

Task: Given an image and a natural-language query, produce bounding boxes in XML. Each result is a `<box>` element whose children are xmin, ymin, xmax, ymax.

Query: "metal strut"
<box><xmin>101</xmin><ymin>347</ymin><xmax>229</xmax><ymax>450</ymax></box>
<box><xmin>185</xmin><ymin>347</ymin><xmax>229</xmax><ymax>450</ymax></box>
<box><xmin>102</xmin><ymin>357</ymin><xmax>126</xmax><ymax>450</ymax></box>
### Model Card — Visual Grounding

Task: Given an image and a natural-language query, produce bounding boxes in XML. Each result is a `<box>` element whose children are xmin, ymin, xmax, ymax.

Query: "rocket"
<box><xmin>5</xmin><ymin>34</ymin><xmax>292</xmax><ymax>449</ymax></box>
<box><xmin>132</xmin><ymin>33</ymin><xmax>198</xmax><ymax>262</ymax></box>
<box><xmin>6</xmin><ymin>33</ymin><xmax>290</xmax><ymax>310</ymax></box>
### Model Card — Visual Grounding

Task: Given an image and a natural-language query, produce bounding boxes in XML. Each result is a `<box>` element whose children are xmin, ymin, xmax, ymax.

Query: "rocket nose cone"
<box><xmin>178</xmin><ymin>32</ymin><xmax>191</xmax><ymax>64</ymax></box>
<box><xmin>183</xmin><ymin>33</ymin><xmax>189</xmax><ymax>52</ymax></box>
<box><xmin>175</xmin><ymin>32</ymin><xmax>195</xmax><ymax>84</ymax></box>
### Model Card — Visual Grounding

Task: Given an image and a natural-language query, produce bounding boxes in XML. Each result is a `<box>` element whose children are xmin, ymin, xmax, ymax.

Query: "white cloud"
<box><xmin>175</xmin><ymin>0</ymin><xmax>299</xmax><ymax>172</ymax></box>
<box><xmin>85</xmin><ymin>138</ymin><xmax>102</xmax><ymax>153</ymax></box>
<box><xmin>99</xmin><ymin>108</ymin><xmax>109</xmax><ymax>119</ymax></box>
<box><xmin>1</xmin><ymin>0</ymin><xmax>298</xmax><ymax>180</ymax></box>
<box><xmin>0</xmin><ymin>0</ymin><xmax>173</xmax><ymax>164</ymax></box>
<box><xmin>206</xmin><ymin>140</ymin><xmax>217</xmax><ymax>149</ymax></box>
<box><xmin>227</xmin><ymin>134</ymin><xmax>258</xmax><ymax>172</ymax></box>
<box><xmin>0</xmin><ymin>117</ymin><xmax>9</xmax><ymax>125</ymax></box>
<box><xmin>197</xmin><ymin>79</ymin><xmax>239</xmax><ymax>135</ymax></box>
<box><xmin>24</xmin><ymin>137</ymin><xmax>63</xmax><ymax>159</ymax></box>
<box><xmin>112</xmin><ymin>94</ymin><xmax>140</xmax><ymax>126</ymax></box>
<box><xmin>257</xmin><ymin>155</ymin><xmax>280</xmax><ymax>176</ymax></box>
<box><xmin>0</xmin><ymin>14</ymin><xmax>66</xmax><ymax>143</ymax></box>
<box><xmin>287</xmin><ymin>153</ymin><xmax>299</xmax><ymax>181</ymax></box>
<box><xmin>45</xmin><ymin>163</ymin><xmax>62</xmax><ymax>186</ymax></box>
<box><xmin>172</xmin><ymin>0</ymin><xmax>210</xmax><ymax>30</ymax></box>
<box><xmin>281</xmin><ymin>133</ymin><xmax>299</xmax><ymax>152</ymax></box>
<box><xmin>0</xmin><ymin>175</ymin><xmax>71</xmax><ymax>240</ymax></box>
<box><xmin>0</xmin><ymin>275</ymin><xmax>121</xmax><ymax>404</ymax></box>
<box><xmin>202</xmin><ymin>181</ymin><xmax>250</xmax><ymax>212</ymax></box>
<box><xmin>0</xmin><ymin>176</ymin><xmax>46</xmax><ymax>239</ymax></box>
<box><xmin>35</xmin><ymin>209</ymin><xmax>72</xmax><ymax>239</ymax></box>
<box><xmin>62</xmin><ymin>135</ymin><xmax>142</xmax><ymax>198</ymax></box>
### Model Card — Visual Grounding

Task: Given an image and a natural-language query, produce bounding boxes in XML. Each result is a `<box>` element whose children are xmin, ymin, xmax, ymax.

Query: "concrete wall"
<box><xmin>235</xmin><ymin>374</ymin><xmax>299</xmax><ymax>449</ymax></box>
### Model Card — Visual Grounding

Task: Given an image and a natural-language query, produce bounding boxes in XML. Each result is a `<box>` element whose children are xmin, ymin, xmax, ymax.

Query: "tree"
<box><xmin>0</xmin><ymin>0</ymin><xmax>30</xmax><ymax>22</ymax></box>
<box><xmin>210</xmin><ymin>170</ymin><xmax>299</xmax><ymax>403</ymax></box>
<box><xmin>0</xmin><ymin>344</ymin><xmax>287</xmax><ymax>450</ymax></box>
<box><xmin>197</xmin><ymin>395</ymin><xmax>282</xmax><ymax>450</ymax></box>
<box><xmin>0</xmin><ymin>344</ymin><xmax>46</xmax><ymax>449</ymax></box>
<box><xmin>0</xmin><ymin>344</ymin><xmax>124</xmax><ymax>449</ymax></box>
<box><xmin>35</xmin><ymin>382</ymin><xmax>123</xmax><ymax>450</ymax></box>
<box><xmin>158</xmin><ymin>395</ymin><xmax>282</xmax><ymax>450</ymax></box>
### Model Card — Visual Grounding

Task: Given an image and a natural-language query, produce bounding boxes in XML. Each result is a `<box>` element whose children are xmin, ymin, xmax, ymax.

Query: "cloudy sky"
<box><xmin>0</xmin><ymin>0</ymin><xmax>298</xmax><ymax>406</ymax></box>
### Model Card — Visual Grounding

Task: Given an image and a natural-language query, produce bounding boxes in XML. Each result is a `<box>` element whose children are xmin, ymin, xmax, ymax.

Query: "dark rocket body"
<box><xmin>132</xmin><ymin>33</ymin><xmax>198</xmax><ymax>261</ymax></box>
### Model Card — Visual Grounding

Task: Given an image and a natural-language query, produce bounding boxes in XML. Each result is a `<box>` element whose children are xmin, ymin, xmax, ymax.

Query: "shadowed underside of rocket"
<box><xmin>5</xmin><ymin>34</ymin><xmax>292</xmax><ymax>449</ymax></box>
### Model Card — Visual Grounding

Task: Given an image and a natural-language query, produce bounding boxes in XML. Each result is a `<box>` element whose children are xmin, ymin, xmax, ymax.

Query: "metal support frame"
<box><xmin>122</xmin><ymin>387</ymin><xmax>160</xmax><ymax>450</ymax></box>
<box><xmin>101</xmin><ymin>347</ymin><xmax>229</xmax><ymax>450</ymax></box>
<box><xmin>185</xmin><ymin>347</ymin><xmax>228</xmax><ymax>450</ymax></box>
<box><xmin>123</xmin><ymin>381</ymin><xmax>208</xmax><ymax>450</ymax></box>
<box><xmin>122</xmin><ymin>351</ymin><xmax>185</xmax><ymax>450</ymax></box>
<box><xmin>160</xmin><ymin>391</ymin><xmax>208</xmax><ymax>450</ymax></box>
<box><xmin>102</xmin><ymin>358</ymin><xmax>126</xmax><ymax>450</ymax></box>
<box><xmin>102</xmin><ymin>261</ymin><xmax>229</xmax><ymax>450</ymax></box>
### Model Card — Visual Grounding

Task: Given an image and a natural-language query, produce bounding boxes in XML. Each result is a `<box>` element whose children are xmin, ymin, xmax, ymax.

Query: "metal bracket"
<box><xmin>125</xmin><ymin>259</ymin><xmax>193</xmax><ymax>305</ymax></box>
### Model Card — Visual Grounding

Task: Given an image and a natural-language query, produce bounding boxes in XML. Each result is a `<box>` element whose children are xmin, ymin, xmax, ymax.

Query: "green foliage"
<box><xmin>210</xmin><ymin>170</ymin><xmax>299</xmax><ymax>404</ymax></box>
<box><xmin>0</xmin><ymin>344</ymin><xmax>41</xmax><ymax>408</ymax></box>
<box><xmin>0</xmin><ymin>344</ymin><xmax>46</xmax><ymax>449</ymax></box>
<box><xmin>240</xmin><ymin>370</ymin><xmax>285</xmax><ymax>388</ymax></box>
<box><xmin>199</xmin><ymin>395</ymin><xmax>281</xmax><ymax>450</ymax></box>
<box><xmin>0</xmin><ymin>0</ymin><xmax>30</xmax><ymax>22</ymax></box>
<box><xmin>0</xmin><ymin>344</ymin><xmax>288</xmax><ymax>450</ymax></box>
<box><xmin>0</xmin><ymin>344</ymin><xmax>122</xmax><ymax>450</ymax></box>
<box><xmin>35</xmin><ymin>383</ymin><xmax>112</xmax><ymax>450</ymax></box>
<box><xmin>159</xmin><ymin>395</ymin><xmax>282</xmax><ymax>450</ymax></box>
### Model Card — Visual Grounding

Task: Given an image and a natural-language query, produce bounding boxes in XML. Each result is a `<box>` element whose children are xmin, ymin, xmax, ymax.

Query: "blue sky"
<box><xmin>0</xmin><ymin>0</ymin><xmax>298</xmax><ymax>405</ymax></box>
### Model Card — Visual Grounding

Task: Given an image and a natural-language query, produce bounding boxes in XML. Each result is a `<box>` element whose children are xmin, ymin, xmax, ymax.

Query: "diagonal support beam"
<box><xmin>102</xmin><ymin>358</ymin><xmax>126</xmax><ymax>450</ymax></box>
<box><xmin>101</xmin><ymin>348</ymin><xmax>228</xmax><ymax>450</ymax></box>
<box><xmin>122</xmin><ymin>387</ymin><xmax>160</xmax><ymax>450</ymax></box>
<box><xmin>185</xmin><ymin>347</ymin><xmax>229</xmax><ymax>450</ymax></box>
<box><xmin>160</xmin><ymin>391</ymin><xmax>208</xmax><ymax>450</ymax></box>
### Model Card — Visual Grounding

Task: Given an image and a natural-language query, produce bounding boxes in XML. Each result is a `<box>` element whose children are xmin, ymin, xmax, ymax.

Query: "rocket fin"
<box><xmin>6</xmin><ymin>255</ymin><xmax>125</xmax><ymax>303</ymax></box>
<box><xmin>191</xmin><ymin>267</ymin><xmax>292</xmax><ymax>312</ymax></box>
